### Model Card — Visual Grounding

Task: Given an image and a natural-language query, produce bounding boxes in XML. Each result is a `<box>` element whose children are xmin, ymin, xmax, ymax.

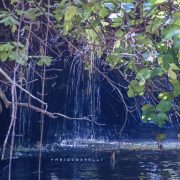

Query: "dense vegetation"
<box><xmin>0</xmin><ymin>0</ymin><xmax>179</xmax><ymax>129</ymax></box>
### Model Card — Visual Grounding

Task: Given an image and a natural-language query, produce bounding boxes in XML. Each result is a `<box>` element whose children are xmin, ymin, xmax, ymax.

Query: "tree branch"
<box><xmin>0</xmin><ymin>67</ymin><xmax>47</xmax><ymax>106</ymax></box>
<box><xmin>0</xmin><ymin>87</ymin><xmax>105</xmax><ymax>126</ymax></box>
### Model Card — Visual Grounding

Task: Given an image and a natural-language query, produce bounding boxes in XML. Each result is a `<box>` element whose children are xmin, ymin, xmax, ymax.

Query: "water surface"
<box><xmin>1</xmin><ymin>143</ymin><xmax>180</xmax><ymax>180</ymax></box>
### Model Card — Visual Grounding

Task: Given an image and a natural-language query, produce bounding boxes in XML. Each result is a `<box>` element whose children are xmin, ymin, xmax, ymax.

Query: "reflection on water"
<box><xmin>1</xmin><ymin>148</ymin><xmax>180</xmax><ymax>180</ymax></box>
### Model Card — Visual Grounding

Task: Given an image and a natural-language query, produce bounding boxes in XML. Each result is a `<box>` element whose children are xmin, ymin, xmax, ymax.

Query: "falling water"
<box><xmin>17</xmin><ymin>62</ymin><xmax>36</xmax><ymax>146</ymax></box>
<box><xmin>64</xmin><ymin>50</ymin><xmax>101</xmax><ymax>139</ymax></box>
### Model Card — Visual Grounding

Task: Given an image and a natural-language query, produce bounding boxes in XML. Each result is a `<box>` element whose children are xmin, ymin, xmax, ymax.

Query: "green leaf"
<box><xmin>127</xmin><ymin>89</ymin><xmax>135</xmax><ymax>98</ymax></box>
<box><xmin>156</xmin><ymin>133</ymin><xmax>166</xmax><ymax>141</ymax></box>
<box><xmin>106</xmin><ymin>53</ymin><xmax>123</xmax><ymax>67</ymax></box>
<box><xmin>164</xmin><ymin>28</ymin><xmax>180</xmax><ymax>40</ymax></box>
<box><xmin>154</xmin><ymin>112</ymin><xmax>169</xmax><ymax>127</ymax></box>
<box><xmin>12</xmin><ymin>24</ymin><xmax>17</xmax><ymax>33</ymax></box>
<box><xmin>99</xmin><ymin>7</ymin><xmax>109</xmax><ymax>18</ymax></box>
<box><xmin>142</xmin><ymin>113</ymin><xmax>156</xmax><ymax>123</ymax></box>
<box><xmin>141</xmin><ymin>104</ymin><xmax>156</xmax><ymax>123</ymax></box>
<box><xmin>127</xmin><ymin>80</ymin><xmax>145</xmax><ymax>98</ymax></box>
<box><xmin>151</xmin><ymin>67</ymin><xmax>164</xmax><ymax>78</ymax></box>
<box><xmin>141</xmin><ymin>104</ymin><xmax>157</xmax><ymax>123</ymax></box>
<box><xmin>130</xmin><ymin>80</ymin><xmax>145</xmax><ymax>92</ymax></box>
<box><xmin>63</xmin><ymin>21</ymin><xmax>73</xmax><ymax>35</ymax></box>
<box><xmin>141</xmin><ymin>104</ymin><xmax>155</xmax><ymax>112</ymax></box>
<box><xmin>170</xmin><ymin>79</ymin><xmax>180</xmax><ymax>97</ymax></box>
<box><xmin>115</xmin><ymin>30</ymin><xmax>123</xmax><ymax>38</ymax></box>
<box><xmin>170</xmin><ymin>63</ymin><xmax>180</xmax><ymax>71</ymax></box>
<box><xmin>0</xmin><ymin>43</ymin><xmax>14</xmax><ymax>51</ymax></box>
<box><xmin>150</xmin><ymin>0</ymin><xmax>167</xmax><ymax>5</ymax></box>
<box><xmin>168</xmin><ymin>69</ymin><xmax>177</xmax><ymax>80</ymax></box>
<box><xmin>9</xmin><ymin>16</ymin><xmax>19</xmax><ymax>25</ymax></box>
<box><xmin>0</xmin><ymin>51</ymin><xmax>8</xmax><ymax>61</ymax></box>
<box><xmin>64</xmin><ymin>6</ymin><xmax>77</xmax><ymax>21</ymax></box>
<box><xmin>136</xmin><ymin>68</ymin><xmax>151</xmax><ymax>81</ymax></box>
<box><xmin>14</xmin><ymin>50</ymin><xmax>27</xmax><ymax>65</ymax></box>
<box><xmin>8</xmin><ymin>50</ymin><xmax>15</xmax><ymax>60</ymax></box>
<box><xmin>156</xmin><ymin>100</ymin><xmax>171</xmax><ymax>112</ymax></box>
<box><xmin>37</xmin><ymin>56</ymin><xmax>52</xmax><ymax>66</ymax></box>
<box><xmin>158</xmin><ymin>54</ymin><xmax>175</xmax><ymax>71</ymax></box>
<box><xmin>158</xmin><ymin>92</ymin><xmax>172</xmax><ymax>101</ymax></box>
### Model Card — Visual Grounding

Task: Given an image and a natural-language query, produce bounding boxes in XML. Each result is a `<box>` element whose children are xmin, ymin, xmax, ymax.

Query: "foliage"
<box><xmin>156</xmin><ymin>133</ymin><xmax>166</xmax><ymax>143</ymax></box>
<box><xmin>0</xmin><ymin>0</ymin><xmax>179</xmax><ymax>127</ymax></box>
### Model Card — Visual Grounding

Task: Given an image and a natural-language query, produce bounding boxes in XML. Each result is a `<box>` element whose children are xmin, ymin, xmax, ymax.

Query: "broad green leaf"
<box><xmin>0</xmin><ymin>43</ymin><xmax>14</xmax><ymax>51</ymax></box>
<box><xmin>127</xmin><ymin>80</ymin><xmax>145</xmax><ymax>98</ymax></box>
<box><xmin>85</xmin><ymin>29</ymin><xmax>99</xmax><ymax>44</ymax></box>
<box><xmin>158</xmin><ymin>54</ymin><xmax>175</xmax><ymax>71</ymax></box>
<box><xmin>115</xmin><ymin>30</ymin><xmax>123</xmax><ymax>38</ymax></box>
<box><xmin>99</xmin><ymin>7</ymin><xmax>109</xmax><ymax>18</ymax></box>
<box><xmin>9</xmin><ymin>16</ymin><xmax>19</xmax><ymax>25</ymax></box>
<box><xmin>0</xmin><ymin>51</ymin><xmax>8</xmax><ymax>61</ymax></box>
<box><xmin>168</xmin><ymin>69</ymin><xmax>177</xmax><ymax>79</ymax></box>
<box><xmin>154</xmin><ymin>112</ymin><xmax>169</xmax><ymax>127</ymax></box>
<box><xmin>8</xmin><ymin>50</ymin><xmax>15</xmax><ymax>60</ymax></box>
<box><xmin>142</xmin><ymin>112</ymin><xmax>156</xmax><ymax>122</ymax></box>
<box><xmin>141</xmin><ymin>104</ymin><xmax>156</xmax><ymax>123</ymax></box>
<box><xmin>127</xmin><ymin>89</ymin><xmax>135</xmax><ymax>98</ymax></box>
<box><xmin>63</xmin><ymin>21</ymin><xmax>73</xmax><ymax>35</ymax></box>
<box><xmin>106</xmin><ymin>53</ymin><xmax>123</xmax><ymax>67</ymax></box>
<box><xmin>164</xmin><ymin>28</ymin><xmax>180</xmax><ymax>40</ymax></box>
<box><xmin>170</xmin><ymin>79</ymin><xmax>180</xmax><ymax>97</ymax></box>
<box><xmin>136</xmin><ymin>68</ymin><xmax>151</xmax><ymax>81</ymax></box>
<box><xmin>151</xmin><ymin>67</ymin><xmax>164</xmax><ymax>78</ymax></box>
<box><xmin>64</xmin><ymin>6</ymin><xmax>77</xmax><ymax>21</ymax></box>
<box><xmin>12</xmin><ymin>41</ymin><xmax>24</xmax><ymax>48</ymax></box>
<box><xmin>141</xmin><ymin>104</ymin><xmax>155</xmax><ymax>112</ymax></box>
<box><xmin>12</xmin><ymin>24</ymin><xmax>17</xmax><ymax>33</ymax></box>
<box><xmin>158</xmin><ymin>92</ymin><xmax>172</xmax><ymax>101</ymax></box>
<box><xmin>170</xmin><ymin>63</ymin><xmax>180</xmax><ymax>71</ymax></box>
<box><xmin>146</xmin><ymin>17</ymin><xmax>162</xmax><ymax>34</ymax></box>
<box><xmin>156</xmin><ymin>100</ymin><xmax>172</xmax><ymax>112</ymax></box>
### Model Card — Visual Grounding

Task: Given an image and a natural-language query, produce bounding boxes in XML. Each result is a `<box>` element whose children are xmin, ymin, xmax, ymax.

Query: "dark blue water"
<box><xmin>1</xmin><ymin>148</ymin><xmax>180</xmax><ymax>180</ymax></box>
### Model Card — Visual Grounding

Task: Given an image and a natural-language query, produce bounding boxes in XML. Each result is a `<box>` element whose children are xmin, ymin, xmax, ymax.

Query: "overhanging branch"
<box><xmin>0</xmin><ymin>87</ymin><xmax>105</xmax><ymax>126</ymax></box>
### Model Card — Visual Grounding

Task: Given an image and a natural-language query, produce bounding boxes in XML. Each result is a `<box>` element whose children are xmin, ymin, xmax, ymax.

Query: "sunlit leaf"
<box><xmin>64</xmin><ymin>6</ymin><xmax>77</xmax><ymax>21</ymax></box>
<box><xmin>168</xmin><ymin>69</ymin><xmax>177</xmax><ymax>80</ymax></box>
<box><xmin>158</xmin><ymin>92</ymin><xmax>172</xmax><ymax>101</ymax></box>
<box><xmin>99</xmin><ymin>7</ymin><xmax>109</xmax><ymax>18</ymax></box>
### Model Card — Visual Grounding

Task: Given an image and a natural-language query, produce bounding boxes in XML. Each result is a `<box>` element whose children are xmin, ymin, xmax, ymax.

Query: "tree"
<box><xmin>0</xmin><ymin>0</ymin><xmax>179</xmax><ymax>179</ymax></box>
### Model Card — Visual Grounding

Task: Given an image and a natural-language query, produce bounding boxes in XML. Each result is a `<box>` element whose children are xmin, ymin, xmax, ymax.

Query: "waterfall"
<box><xmin>11</xmin><ymin>49</ymin><xmax>102</xmax><ymax>146</ymax></box>
<box><xmin>17</xmin><ymin>62</ymin><xmax>36</xmax><ymax>146</ymax></box>
<box><xmin>64</xmin><ymin>50</ymin><xmax>101</xmax><ymax>139</ymax></box>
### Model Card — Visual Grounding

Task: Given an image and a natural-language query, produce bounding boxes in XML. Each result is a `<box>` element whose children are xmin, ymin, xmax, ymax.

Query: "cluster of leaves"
<box><xmin>0</xmin><ymin>1</ymin><xmax>52</xmax><ymax>66</ymax></box>
<box><xmin>0</xmin><ymin>42</ymin><xmax>27</xmax><ymax>65</ymax></box>
<box><xmin>156</xmin><ymin>133</ymin><xmax>166</xmax><ymax>142</ymax></box>
<box><xmin>57</xmin><ymin>0</ymin><xmax>179</xmax><ymax>127</ymax></box>
<box><xmin>0</xmin><ymin>0</ymin><xmax>179</xmax><ymax>127</ymax></box>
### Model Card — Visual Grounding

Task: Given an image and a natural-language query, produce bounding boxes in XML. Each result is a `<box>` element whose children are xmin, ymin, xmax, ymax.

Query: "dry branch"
<box><xmin>0</xmin><ymin>87</ymin><xmax>105</xmax><ymax>125</ymax></box>
<box><xmin>0</xmin><ymin>67</ymin><xmax>47</xmax><ymax>106</ymax></box>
